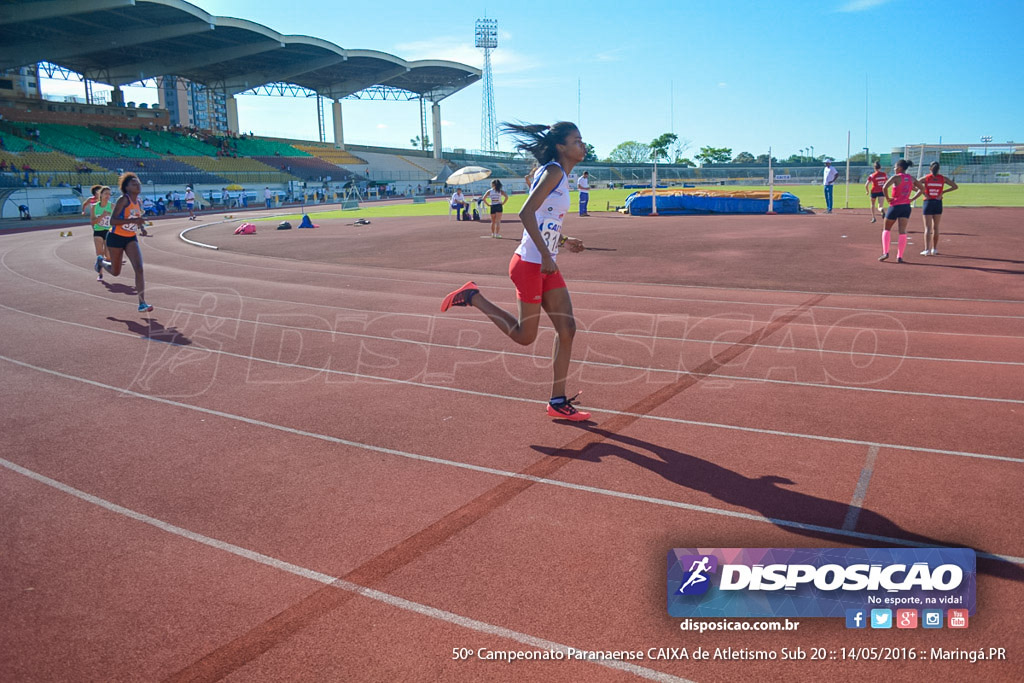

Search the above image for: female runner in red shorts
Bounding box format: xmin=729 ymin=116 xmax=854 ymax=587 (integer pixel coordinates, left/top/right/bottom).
xmin=441 ymin=121 xmax=590 ymax=421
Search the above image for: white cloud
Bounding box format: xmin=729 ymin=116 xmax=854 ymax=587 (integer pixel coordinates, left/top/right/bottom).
xmin=376 ymin=123 xmax=388 ymax=129
xmin=839 ymin=0 xmax=892 ymax=12
xmin=718 ymin=82 xmax=728 ymax=88
xmin=441 ymin=120 xmax=454 ymax=127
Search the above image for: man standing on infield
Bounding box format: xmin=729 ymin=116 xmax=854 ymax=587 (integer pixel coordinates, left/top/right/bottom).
xmin=823 ymin=159 xmax=838 ymax=213
xmin=577 ymin=170 xmax=590 ymax=216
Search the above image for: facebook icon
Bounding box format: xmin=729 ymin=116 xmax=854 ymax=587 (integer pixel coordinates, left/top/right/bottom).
xmin=845 ymin=609 xmax=867 ymax=629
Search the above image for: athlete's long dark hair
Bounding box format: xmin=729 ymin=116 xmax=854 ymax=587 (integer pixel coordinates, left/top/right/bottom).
xmin=895 ymin=159 xmax=910 ymax=172
xmin=491 ymin=178 xmax=503 ymax=192
xmin=501 ymin=121 xmax=578 ymax=165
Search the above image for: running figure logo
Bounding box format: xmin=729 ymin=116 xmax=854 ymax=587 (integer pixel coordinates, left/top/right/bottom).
xmin=677 ymin=555 xmax=718 ymax=595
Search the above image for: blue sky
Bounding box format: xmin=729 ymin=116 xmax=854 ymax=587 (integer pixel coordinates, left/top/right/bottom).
xmin=41 ymin=0 xmax=1023 ymax=160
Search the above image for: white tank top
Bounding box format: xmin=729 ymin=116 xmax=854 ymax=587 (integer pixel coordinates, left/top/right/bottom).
xmin=515 ymin=161 xmax=569 ymax=263
xmin=487 ymin=188 xmax=503 ymax=204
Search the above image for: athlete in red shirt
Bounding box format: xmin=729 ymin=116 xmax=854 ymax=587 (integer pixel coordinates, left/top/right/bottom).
xmin=864 ymin=161 xmax=888 ymax=223
xmin=915 ymin=161 xmax=958 ymax=255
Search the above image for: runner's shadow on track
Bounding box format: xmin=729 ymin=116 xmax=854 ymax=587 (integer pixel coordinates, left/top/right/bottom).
xmin=107 ymin=317 xmax=192 ymax=345
xmin=941 ymin=254 xmax=1024 ymax=265
xmin=100 ymin=281 xmax=137 ymax=296
xmin=902 ymin=261 xmax=1024 ymax=276
xmin=531 ymin=427 xmax=1024 ymax=582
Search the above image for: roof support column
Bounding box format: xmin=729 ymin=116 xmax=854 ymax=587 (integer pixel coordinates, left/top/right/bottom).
xmin=332 ymin=99 xmax=344 ymax=149
xmin=431 ymin=102 xmax=442 ymax=160
xmin=226 ymin=94 xmax=239 ymax=134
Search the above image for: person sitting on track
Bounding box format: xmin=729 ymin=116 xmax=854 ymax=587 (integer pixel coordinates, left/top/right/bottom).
xmin=99 ymin=172 xmax=153 ymax=312
xmin=440 ymin=121 xmax=590 ymax=422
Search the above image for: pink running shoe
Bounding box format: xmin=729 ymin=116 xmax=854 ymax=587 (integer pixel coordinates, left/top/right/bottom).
xmin=440 ymin=281 xmax=479 ymax=312
xmin=546 ymin=393 xmax=591 ymax=422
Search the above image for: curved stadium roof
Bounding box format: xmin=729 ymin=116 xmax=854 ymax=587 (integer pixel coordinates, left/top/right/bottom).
xmin=0 ymin=0 xmax=480 ymax=101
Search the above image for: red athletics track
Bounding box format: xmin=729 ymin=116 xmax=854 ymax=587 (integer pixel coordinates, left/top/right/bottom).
xmin=1 ymin=206 xmax=1022 ymax=682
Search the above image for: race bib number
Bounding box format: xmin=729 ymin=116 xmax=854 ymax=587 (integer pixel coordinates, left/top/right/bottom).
xmin=540 ymin=219 xmax=562 ymax=255
xmin=98 ymin=215 xmax=111 ymax=228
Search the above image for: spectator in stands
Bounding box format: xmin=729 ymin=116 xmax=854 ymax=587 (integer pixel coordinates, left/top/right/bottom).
xmin=240 ymin=188 xmax=248 ymax=207
xmin=264 ymin=187 xmax=273 ymax=208
xmin=142 ymin=196 xmax=156 ymax=216
xmin=451 ymin=187 xmax=469 ymax=221
xmin=19 ymin=204 xmax=31 ymax=220
xmin=155 ymin=198 xmax=166 ymax=215
xmin=0 ymin=159 xmax=7 ymax=172
xmin=173 ymin=191 xmax=182 ymax=212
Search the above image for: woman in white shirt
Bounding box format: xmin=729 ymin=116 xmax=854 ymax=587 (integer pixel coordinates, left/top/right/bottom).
xmin=440 ymin=121 xmax=590 ymax=422
xmin=485 ymin=179 xmax=508 ymax=238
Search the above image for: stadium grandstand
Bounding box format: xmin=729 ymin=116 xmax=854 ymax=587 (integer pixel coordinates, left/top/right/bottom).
xmin=1 ymin=1 xmax=1019 ymax=217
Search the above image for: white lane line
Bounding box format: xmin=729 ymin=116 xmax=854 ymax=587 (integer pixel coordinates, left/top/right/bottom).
xmin=842 ymin=445 xmax=881 ymax=531
xmin=143 ymin=239 xmax=1024 ymax=321
xmin=2 ymin=355 xmax=1023 ymax=566
xmin=147 ymin=232 xmax=1024 ymax=309
xmin=2 ymin=279 xmax=1022 ymax=408
xmin=1 ymin=310 xmax=1021 ymax=466
xmin=21 ymin=244 xmax=1024 ymax=346
xmin=44 ymin=242 xmax=1024 ymax=367
xmin=0 ymin=458 xmax=691 ymax=683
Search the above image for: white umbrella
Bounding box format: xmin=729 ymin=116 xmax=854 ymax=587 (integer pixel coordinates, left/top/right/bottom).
xmin=446 ymin=166 xmax=492 ymax=185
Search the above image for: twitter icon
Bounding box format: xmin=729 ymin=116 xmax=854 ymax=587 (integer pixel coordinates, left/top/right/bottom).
xmin=871 ymin=609 xmax=893 ymax=629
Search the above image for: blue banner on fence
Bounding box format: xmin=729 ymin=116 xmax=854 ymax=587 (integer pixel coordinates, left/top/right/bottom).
xmin=667 ymin=548 xmax=975 ymax=618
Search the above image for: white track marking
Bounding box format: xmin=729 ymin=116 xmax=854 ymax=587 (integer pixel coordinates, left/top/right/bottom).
xmin=3 ymin=354 xmax=1024 ymax=565
xmin=143 ymin=234 xmax=1024 ymax=320
xmin=4 ymin=259 xmax=1024 ymax=404
xmin=842 ymin=446 xmax=881 ymax=531
xmin=19 ymin=243 xmax=1024 ymax=346
xmin=1 ymin=305 xmax=1022 ymax=464
xmin=0 ymin=458 xmax=692 ymax=683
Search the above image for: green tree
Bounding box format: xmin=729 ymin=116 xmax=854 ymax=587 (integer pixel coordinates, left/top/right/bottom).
xmin=755 ymin=153 xmax=777 ymax=164
xmin=732 ymin=151 xmax=755 ymax=164
xmin=695 ymin=146 xmax=733 ymax=166
xmin=584 ymin=143 xmax=598 ymax=162
xmin=649 ymin=133 xmax=678 ymax=163
xmin=607 ymin=140 xmax=651 ymax=163
xmin=675 ymin=158 xmax=696 ymax=167
xmin=410 ymin=135 xmax=432 ymax=151
xmin=672 ymin=137 xmax=692 ymax=164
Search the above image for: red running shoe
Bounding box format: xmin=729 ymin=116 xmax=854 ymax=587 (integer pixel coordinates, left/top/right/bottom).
xmin=546 ymin=393 xmax=591 ymax=422
xmin=440 ymin=281 xmax=479 ymax=312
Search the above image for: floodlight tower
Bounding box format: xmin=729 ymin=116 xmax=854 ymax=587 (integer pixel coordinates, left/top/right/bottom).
xmin=475 ymin=18 xmax=498 ymax=152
